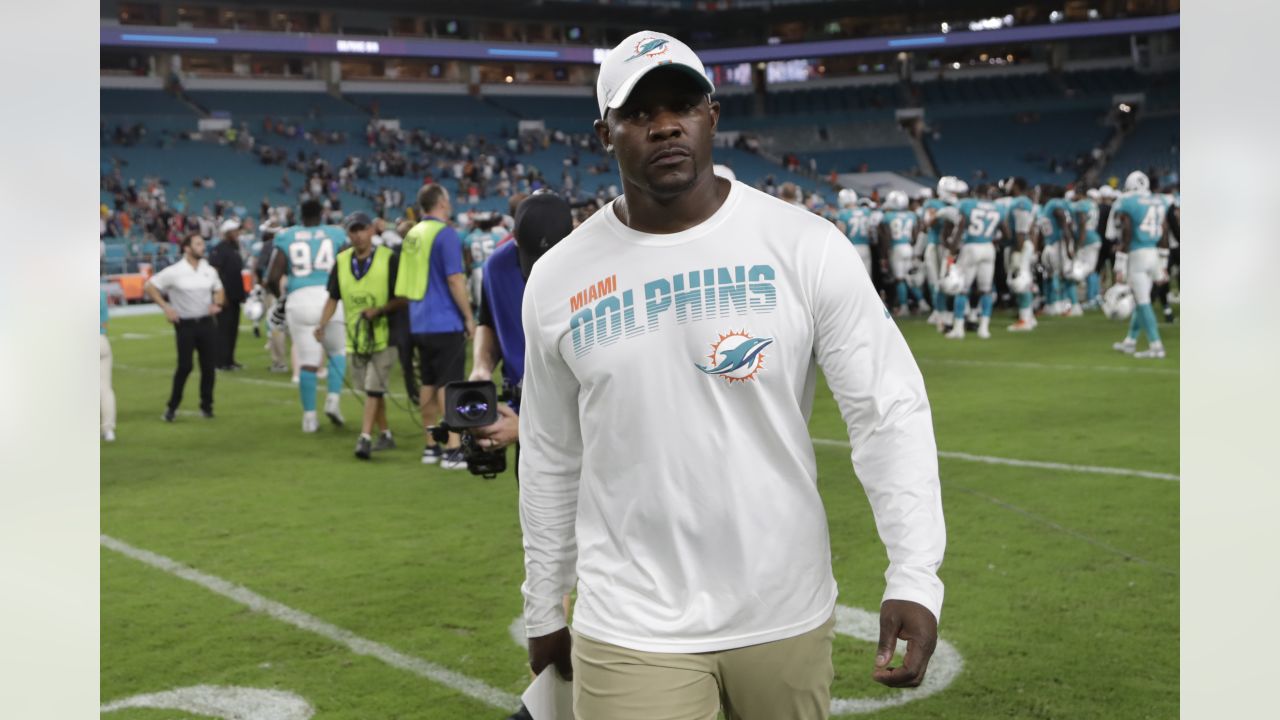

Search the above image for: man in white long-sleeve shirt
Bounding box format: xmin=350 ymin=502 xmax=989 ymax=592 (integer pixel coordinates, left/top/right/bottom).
xmin=518 ymin=30 xmax=947 ymax=720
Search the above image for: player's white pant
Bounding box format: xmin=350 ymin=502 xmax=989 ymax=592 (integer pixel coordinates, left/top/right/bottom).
xmin=100 ymin=335 xmax=115 ymax=435
xmin=1076 ymin=242 xmax=1100 ymax=278
xmin=285 ymin=285 xmax=345 ymax=367
xmin=890 ymin=244 xmax=913 ymax=281
xmin=956 ymin=242 xmax=996 ymax=293
xmin=1007 ymin=240 xmax=1035 ymax=285
xmin=1041 ymin=243 xmax=1067 ymax=278
xmin=924 ymin=244 xmax=941 ymax=289
xmin=468 ymin=268 xmax=484 ymax=312
xmin=1127 ymin=247 xmax=1159 ymax=304
xmin=853 ymin=244 xmax=872 ymax=272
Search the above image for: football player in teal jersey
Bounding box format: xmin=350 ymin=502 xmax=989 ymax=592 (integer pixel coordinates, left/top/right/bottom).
xmin=835 ymin=188 xmax=875 ymax=270
xmin=877 ymin=190 xmax=922 ymax=316
xmin=1002 ymin=177 xmax=1039 ymax=331
xmin=1035 ymin=185 xmax=1078 ymax=317
xmin=942 ymin=187 xmax=1006 ymax=339
xmin=1105 ymin=171 xmax=1170 ymax=359
xmin=1072 ymin=189 xmax=1105 ymax=308
xmin=919 ymin=180 xmax=957 ymax=327
xmin=267 ymin=199 xmax=351 ymax=432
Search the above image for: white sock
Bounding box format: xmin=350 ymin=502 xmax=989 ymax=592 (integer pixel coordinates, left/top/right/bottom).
xmin=360 ymin=432 xmax=372 ymax=441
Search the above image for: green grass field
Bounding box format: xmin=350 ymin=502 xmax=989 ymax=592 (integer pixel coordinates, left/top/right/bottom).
xmin=101 ymin=309 xmax=1178 ymax=719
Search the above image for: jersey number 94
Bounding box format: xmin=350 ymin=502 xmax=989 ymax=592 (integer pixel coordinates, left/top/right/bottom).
xmin=289 ymin=234 xmax=335 ymax=277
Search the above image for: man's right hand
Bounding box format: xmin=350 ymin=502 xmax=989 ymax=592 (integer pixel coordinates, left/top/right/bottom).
xmin=163 ymin=307 xmax=179 ymax=323
xmin=528 ymin=627 xmax=573 ymax=681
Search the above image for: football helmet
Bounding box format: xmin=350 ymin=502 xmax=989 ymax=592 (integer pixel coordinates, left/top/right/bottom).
xmin=1124 ymin=171 xmax=1150 ymax=194
xmin=941 ymin=262 xmax=965 ymax=295
xmin=837 ymin=188 xmax=858 ymax=208
xmin=884 ymin=190 xmax=909 ymax=211
xmin=1102 ymin=283 xmax=1136 ymax=320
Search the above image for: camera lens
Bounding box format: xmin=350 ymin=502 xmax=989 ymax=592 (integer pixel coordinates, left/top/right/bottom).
xmin=454 ymin=390 xmax=490 ymax=422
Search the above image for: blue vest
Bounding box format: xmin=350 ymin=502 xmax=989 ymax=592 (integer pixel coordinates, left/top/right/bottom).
xmin=481 ymin=242 xmax=526 ymax=409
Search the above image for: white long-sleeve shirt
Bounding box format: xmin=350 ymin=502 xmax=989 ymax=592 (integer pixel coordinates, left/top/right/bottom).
xmin=519 ymin=180 xmax=945 ymax=654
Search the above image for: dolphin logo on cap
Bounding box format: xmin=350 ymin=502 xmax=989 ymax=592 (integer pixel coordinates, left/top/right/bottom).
xmin=626 ymin=37 xmax=669 ymax=62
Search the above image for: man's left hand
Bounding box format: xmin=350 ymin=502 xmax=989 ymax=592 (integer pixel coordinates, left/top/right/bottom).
xmin=872 ymin=599 xmax=938 ymax=688
xmin=472 ymin=404 xmax=518 ymax=450
xmin=361 ymin=307 xmax=380 ymax=321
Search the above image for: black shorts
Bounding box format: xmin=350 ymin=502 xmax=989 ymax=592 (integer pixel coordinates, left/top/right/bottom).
xmin=411 ymin=332 xmax=467 ymax=388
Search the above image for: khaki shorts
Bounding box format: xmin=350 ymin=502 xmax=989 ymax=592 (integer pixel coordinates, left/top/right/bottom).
xmin=572 ymin=614 xmax=835 ymax=720
xmin=350 ymin=346 xmax=397 ymax=394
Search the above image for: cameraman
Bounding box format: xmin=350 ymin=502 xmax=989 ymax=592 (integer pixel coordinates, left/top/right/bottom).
xmin=469 ymin=192 xmax=574 ymax=457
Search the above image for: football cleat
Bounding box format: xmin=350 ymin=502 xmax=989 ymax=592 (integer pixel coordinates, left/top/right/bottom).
xmin=324 ymin=394 xmax=345 ymax=427
xmin=1066 ymin=305 xmax=1084 ymax=317
xmin=1007 ymin=319 xmax=1035 ymax=332
xmin=945 ymin=325 xmax=966 ymax=340
xmin=103 ymin=430 xmax=116 ymax=442
xmin=1134 ymin=344 xmax=1166 ymax=359
xmin=162 ymin=408 xmax=176 ymax=423
xmin=302 ymin=411 xmax=319 ymax=433
xmin=1112 ymin=339 xmax=1137 ymax=355
xmin=374 ymin=433 xmax=396 ymax=452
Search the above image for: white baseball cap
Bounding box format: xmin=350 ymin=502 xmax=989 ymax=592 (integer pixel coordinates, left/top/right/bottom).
xmin=596 ymin=31 xmax=715 ymax=118
xmin=219 ymin=218 xmax=241 ymax=235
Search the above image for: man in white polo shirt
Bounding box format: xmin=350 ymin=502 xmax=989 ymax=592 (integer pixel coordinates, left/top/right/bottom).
xmin=518 ymin=31 xmax=946 ymax=719
xmin=145 ymin=233 xmax=225 ymax=421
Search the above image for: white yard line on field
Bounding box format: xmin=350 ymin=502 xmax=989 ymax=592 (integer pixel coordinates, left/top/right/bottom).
xmin=811 ymin=438 xmax=1179 ymax=482
xmin=100 ymin=535 xmax=521 ymax=713
xmin=914 ymin=356 xmax=1178 ymax=376
xmin=115 ymin=364 xmax=1178 ymax=481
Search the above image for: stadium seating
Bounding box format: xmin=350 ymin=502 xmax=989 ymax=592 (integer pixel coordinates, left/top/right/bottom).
xmin=1102 ymin=114 xmax=1179 ymax=181
xmin=925 ymin=109 xmax=1110 ymax=186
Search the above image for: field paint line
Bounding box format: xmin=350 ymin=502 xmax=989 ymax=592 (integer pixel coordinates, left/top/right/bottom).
xmin=811 ymin=438 xmax=1179 ymax=482
xmin=116 ymin=363 xmax=1178 ymax=482
xmin=914 ymin=356 xmax=1178 ymax=376
xmin=115 ymin=363 xmax=414 ymax=401
xmin=100 ymin=534 xmax=522 ymax=712
xmin=946 ymin=485 xmax=1178 ymax=576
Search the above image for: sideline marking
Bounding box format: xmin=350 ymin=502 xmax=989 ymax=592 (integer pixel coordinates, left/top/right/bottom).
xmin=509 ymin=608 xmax=964 ymax=716
xmin=914 ymin=356 xmax=1178 ymax=376
xmin=102 ymin=685 xmax=313 ymax=719
xmin=114 ymin=364 xmax=1178 ymax=481
xmin=116 ymin=363 xmax=412 ymax=400
xmin=811 ymin=438 xmax=1178 ymax=482
xmin=100 ymin=535 xmax=521 ymax=712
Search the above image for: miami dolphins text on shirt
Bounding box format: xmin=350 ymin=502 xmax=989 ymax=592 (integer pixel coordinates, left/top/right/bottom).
xmin=567 ymin=265 xmax=777 ymax=357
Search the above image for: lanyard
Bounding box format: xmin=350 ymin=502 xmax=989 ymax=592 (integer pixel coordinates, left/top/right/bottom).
xmin=351 ymin=251 xmax=373 ymax=280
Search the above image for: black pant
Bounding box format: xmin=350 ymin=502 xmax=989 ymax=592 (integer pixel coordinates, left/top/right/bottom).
xmin=169 ymin=317 xmax=217 ymax=412
xmin=216 ymin=301 xmax=241 ymax=367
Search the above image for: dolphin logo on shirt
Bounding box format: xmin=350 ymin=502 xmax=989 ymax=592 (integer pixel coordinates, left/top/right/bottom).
xmin=696 ymin=331 xmax=773 ymax=384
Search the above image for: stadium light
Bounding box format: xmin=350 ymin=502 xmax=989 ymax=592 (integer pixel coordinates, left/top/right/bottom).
xmin=952 ymin=62 xmax=961 ymax=69
xmin=940 ymin=22 xmax=950 ymax=34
